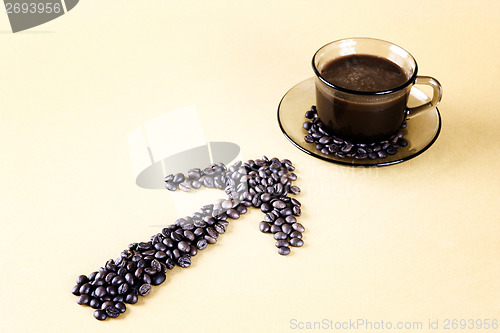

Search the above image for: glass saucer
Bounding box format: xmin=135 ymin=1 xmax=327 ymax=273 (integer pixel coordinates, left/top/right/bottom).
xmin=277 ymin=77 xmax=441 ymax=167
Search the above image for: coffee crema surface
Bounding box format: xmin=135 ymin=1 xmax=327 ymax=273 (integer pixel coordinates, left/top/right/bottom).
xmin=320 ymin=54 xmax=407 ymax=92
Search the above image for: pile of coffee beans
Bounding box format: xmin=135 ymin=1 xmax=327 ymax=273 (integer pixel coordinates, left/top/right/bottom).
xmin=303 ymin=106 xmax=408 ymax=160
xmin=73 ymin=157 xmax=302 ymax=320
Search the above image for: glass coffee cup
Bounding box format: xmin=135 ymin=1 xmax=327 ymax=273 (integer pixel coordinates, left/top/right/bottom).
xmin=313 ymin=37 xmax=442 ymax=142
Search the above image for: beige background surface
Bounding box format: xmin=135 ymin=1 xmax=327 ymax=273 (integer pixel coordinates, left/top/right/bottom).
xmin=1 ymin=1 xmax=499 ymax=332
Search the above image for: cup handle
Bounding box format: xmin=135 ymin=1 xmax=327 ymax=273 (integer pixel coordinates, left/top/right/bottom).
xmin=407 ymin=76 xmax=443 ymax=117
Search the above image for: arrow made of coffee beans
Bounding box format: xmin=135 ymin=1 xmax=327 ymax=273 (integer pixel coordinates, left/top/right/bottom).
xmin=72 ymin=156 xmax=303 ymax=320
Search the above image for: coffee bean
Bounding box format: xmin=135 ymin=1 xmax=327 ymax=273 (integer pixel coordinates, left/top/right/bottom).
xmin=89 ymin=298 xmax=101 ymax=309
xmin=182 ymin=223 xmax=195 ymax=231
xmin=275 ymin=240 xmax=289 ymax=248
xmin=79 ymin=283 xmax=92 ymax=295
xmin=272 ymin=200 xmax=286 ymax=209
xmin=273 ymin=217 xmax=284 ymax=227
xmin=106 ymin=285 xmax=118 ymax=297
xmin=169 ymin=233 xmax=182 ymax=243
xmin=179 ymin=182 xmax=192 ymax=192
xmin=77 ymin=294 xmax=90 ymax=305
xmin=305 ymin=110 xmax=315 ymax=119
xmin=202 ymin=177 xmax=215 ymax=188
xmin=142 ymin=273 xmax=152 ymax=285
xmin=104 ymin=272 xmax=118 ymax=283
xmin=124 ymin=273 xmax=135 ymax=285
xmin=341 ymin=142 xmax=354 ymax=153
xmin=71 ymin=285 xmax=81 ymax=296
xmin=172 ymin=249 xmax=181 ymax=260
xmin=105 ymin=305 xmax=120 ymax=318
xmin=386 ymin=146 xmax=398 ymax=155
xmin=227 ymin=208 xmax=240 ymax=219
xmin=290 ymin=238 xmax=304 ymax=247
xmin=178 ymin=241 xmax=190 ymax=253
xmin=154 ymin=250 xmax=167 ymax=260
xmin=165 ymin=181 xmax=177 ymax=191
xmin=188 ymin=169 xmax=201 ymax=180
xmin=164 ymin=258 xmax=175 ymax=270
xmin=151 ymin=272 xmax=166 ymax=286
xmin=101 ymin=301 xmax=114 ymax=310
xmin=150 ymin=258 xmax=161 ymax=271
xmin=251 ymin=195 xmax=262 ymax=207
xmin=290 ymin=186 xmax=301 ymax=195
xmin=292 ymin=223 xmax=305 ymax=232
xmin=204 ymin=235 xmax=217 ymax=244
xmin=115 ymin=302 xmax=126 ymax=313
xmin=270 ymin=225 xmax=281 ymax=234
xmin=95 ymin=286 xmax=106 ymax=298
xmin=259 ymin=221 xmax=271 ymax=233
xmin=236 ymin=205 xmax=247 ymax=214
xmin=111 ymin=275 xmax=125 ymax=286
xmin=278 ymin=246 xmax=291 ymax=255
xmin=206 ymin=227 xmax=218 ymax=239
xmin=173 ymin=173 xmax=185 ymax=183
xmin=273 ymin=183 xmax=284 ymax=195
xmin=113 ymin=295 xmax=124 ymax=303
xmin=190 ymin=180 xmax=202 ymax=189
xmin=139 ymin=284 xmax=151 ymax=296
xmin=76 ymin=275 xmax=88 ymax=285
xmin=214 ymin=222 xmax=226 ymax=234
xmin=289 ymin=199 xmax=300 ymax=208
xmin=319 ymin=136 xmax=331 ymax=144
xmin=263 ymin=212 xmax=275 ymax=223
xmin=162 ymin=237 xmax=174 ymax=248
xmin=377 ymin=150 xmax=388 ymax=158
xmin=194 ymin=219 xmax=207 ymax=228
xmin=274 ymin=232 xmax=287 ymax=240
xmin=196 ymin=238 xmax=208 ymax=250
xmin=178 ymin=255 xmax=191 ymax=268
xmin=281 ymin=223 xmax=293 ymax=235
xmin=93 ymin=309 xmax=107 ymax=321
xmin=125 ymin=293 xmax=138 ymax=304
xmin=193 ymin=227 xmax=205 ymax=238
xmin=261 ymin=193 xmax=271 ymax=202
xmin=118 ymin=283 xmax=129 ymax=295
xmin=354 ymin=153 xmax=366 ymax=159
xmin=221 ymin=200 xmax=233 ymax=209
xmin=134 ymin=267 xmax=143 ymax=279
xmin=260 ymin=202 xmax=272 ymax=213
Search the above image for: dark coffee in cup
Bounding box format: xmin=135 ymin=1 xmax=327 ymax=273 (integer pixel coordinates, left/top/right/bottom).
xmin=313 ymin=38 xmax=442 ymax=143
xmin=316 ymin=54 xmax=409 ymax=142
